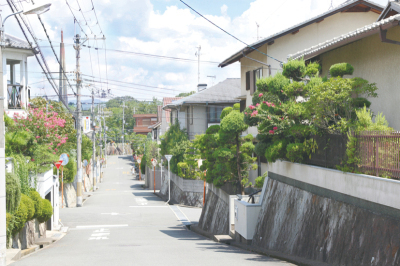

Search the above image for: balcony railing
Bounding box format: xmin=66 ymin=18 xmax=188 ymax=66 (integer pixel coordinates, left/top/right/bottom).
xmin=8 ymin=84 xmax=23 ymax=109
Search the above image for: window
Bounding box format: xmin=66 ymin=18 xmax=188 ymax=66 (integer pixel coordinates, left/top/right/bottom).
xmin=208 ymin=106 xmax=224 ymax=123
xmin=153 ymin=128 xmax=157 ymax=140
xmin=254 ymin=68 xmax=263 ymax=92
xmin=151 ymin=118 xmax=157 ymax=122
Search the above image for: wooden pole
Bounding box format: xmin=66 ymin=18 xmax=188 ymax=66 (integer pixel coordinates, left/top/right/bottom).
xmin=139 ymin=163 xmax=141 ymax=181
xmin=61 ymin=166 xmax=64 ymax=209
xmin=83 ymin=165 xmax=86 ymax=192
xmin=154 ymin=166 xmax=156 ymax=193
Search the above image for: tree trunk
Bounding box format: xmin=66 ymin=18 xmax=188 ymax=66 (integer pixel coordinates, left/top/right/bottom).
xmin=236 ymin=134 xmax=243 ymax=195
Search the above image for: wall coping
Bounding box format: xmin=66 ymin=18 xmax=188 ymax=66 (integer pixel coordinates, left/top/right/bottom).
xmin=268 ymin=160 xmax=400 ymax=211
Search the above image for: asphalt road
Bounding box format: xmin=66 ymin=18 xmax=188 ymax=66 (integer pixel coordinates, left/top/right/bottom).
xmin=13 ymin=155 xmax=295 ymax=266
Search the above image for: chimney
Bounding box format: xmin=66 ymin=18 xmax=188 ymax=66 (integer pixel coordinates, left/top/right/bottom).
xmin=197 ymin=84 xmax=207 ymax=92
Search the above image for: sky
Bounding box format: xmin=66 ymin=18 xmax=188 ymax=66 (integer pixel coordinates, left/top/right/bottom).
xmin=1 ymin=0 xmax=390 ymax=102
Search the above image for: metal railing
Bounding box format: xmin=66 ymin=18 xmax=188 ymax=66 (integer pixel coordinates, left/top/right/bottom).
xmin=357 ymin=131 xmax=400 ymax=179
xmin=7 ymin=84 xmax=23 ymax=109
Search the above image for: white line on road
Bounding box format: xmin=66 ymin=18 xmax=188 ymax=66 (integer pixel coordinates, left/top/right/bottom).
xmin=169 ymin=205 xmax=192 ymax=226
xmin=77 ymin=224 xmax=128 ymax=229
xmin=129 ymin=206 xmax=168 ymax=208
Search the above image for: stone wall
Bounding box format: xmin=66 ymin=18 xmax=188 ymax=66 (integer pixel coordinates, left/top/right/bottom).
xmin=59 ymin=183 xmax=76 ymax=208
xmin=159 ymin=171 xmax=204 ymax=207
xmin=251 ymin=176 xmax=400 ymax=266
xmin=197 ymin=184 xmax=230 ymax=235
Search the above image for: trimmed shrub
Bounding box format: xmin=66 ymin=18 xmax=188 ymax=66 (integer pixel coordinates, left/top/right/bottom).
xmin=29 ymin=190 xmax=43 ymax=220
xmin=265 ymin=139 xmax=288 ymax=163
xmin=255 ymin=172 xmax=268 ymax=188
xmin=21 ymin=194 xmax=35 ymax=221
xmin=220 ymin=107 xmax=232 ymax=120
xmin=206 ymin=125 xmax=220 ymax=134
xmin=282 ymin=60 xmax=306 ymax=81
xmin=329 ymin=63 xmax=354 ymax=77
xmin=12 ymin=200 xmax=27 ymax=235
xmin=37 ymin=199 xmax=53 ymax=223
xmin=6 ymin=172 xmax=21 ymax=213
xmin=305 ymin=62 xmax=321 ymax=77
xmin=283 ymin=81 xmax=307 ymax=98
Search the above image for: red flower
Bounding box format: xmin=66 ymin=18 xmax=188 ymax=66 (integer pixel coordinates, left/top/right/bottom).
xmin=273 ymin=127 xmax=278 ymax=130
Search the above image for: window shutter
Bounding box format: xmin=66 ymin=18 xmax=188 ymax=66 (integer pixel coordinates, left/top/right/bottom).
xmin=246 ymin=71 xmax=250 ymax=91
xmin=250 ymin=70 xmax=255 ymax=95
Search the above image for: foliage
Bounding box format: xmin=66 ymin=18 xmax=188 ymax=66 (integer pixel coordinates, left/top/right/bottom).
xmin=37 ymin=199 xmax=52 ymax=223
xmin=329 ymin=63 xmax=354 ymax=77
xmin=305 ymin=62 xmax=321 ymax=77
xmin=160 ymin=120 xmax=189 ymax=174
xmin=144 ymin=140 xmax=160 ymax=168
xmin=282 ymin=59 xmax=306 ymax=81
xmin=255 ymin=172 xmax=268 ymax=189
xmin=6 ymin=172 xmax=21 ymax=213
xmin=21 ymin=194 xmax=35 ymax=221
xmin=6 ymin=212 xmax=14 ymax=246
xmin=29 ymin=190 xmax=43 ymax=220
xmin=61 ymin=155 xmax=77 ymax=183
xmin=12 ymin=200 xmax=27 ymax=235
xmin=245 ymin=59 xmax=379 ymax=165
xmin=82 ymin=135 xmax=93 ymax=161
xmin=12 ymin=154 xmax=30 ymax=195
xmin=176 ymin=91 xmax=196 ymax=97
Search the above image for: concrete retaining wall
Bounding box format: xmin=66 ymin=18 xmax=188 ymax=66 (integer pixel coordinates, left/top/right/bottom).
xmin=198 ymin=184 xmax=230 ymax=235
xmin=159 ymin=171 xmax=204 ymax=207
xmin=250 ymin=160 xmax=400 ymax=265
xmin=106 ymin=143 xmax=132 ymax=155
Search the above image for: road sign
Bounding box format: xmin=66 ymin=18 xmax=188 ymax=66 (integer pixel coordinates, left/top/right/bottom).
xmin=137 ymin=158 xmax=141 ymax=164
xmin=60 ymin=153 xmax=69 ymax=165
xmin=83 ymin=159 xmax=88 ymax=167
xmin=54 ymin=160 xmax=63 ymax=170
xmin=151 ymin=158 xmax=157 ymax=167
xmin=165 ymin=155 xmax=172 ymax=162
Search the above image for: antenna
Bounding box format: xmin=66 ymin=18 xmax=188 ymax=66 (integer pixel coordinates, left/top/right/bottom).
xmin=207 ymin=75 xmax=216 ymax=86
xmin=329 ymin=0 xmax=334 ymax=10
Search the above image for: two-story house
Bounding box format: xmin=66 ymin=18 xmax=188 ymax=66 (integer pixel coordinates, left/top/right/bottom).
xmin=133 ymin=114 xmax=158 ymax=135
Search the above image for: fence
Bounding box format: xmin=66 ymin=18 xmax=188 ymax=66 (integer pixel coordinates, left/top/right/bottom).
xmin=357 ymin=131 xmax=400 ymax=179
xmin=304 ymin=134 xmax=348 ymax=169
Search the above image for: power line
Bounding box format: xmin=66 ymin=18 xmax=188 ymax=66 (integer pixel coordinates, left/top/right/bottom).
xmin=179 ymin=0 xmax=283 ymax=64
xmin=7 ymin=0 xmax=73 ymax=114
xmin=75 ymin=0 xmax=94 ymax=35
xmin=65 ymin=0 xmax=88 ymax=37
xmin=90 ymin=0 xmax=104 ymax=35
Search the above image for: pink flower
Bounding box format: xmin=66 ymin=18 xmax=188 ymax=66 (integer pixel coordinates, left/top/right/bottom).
xmin=37 ymin=126 xmax=39 ymax=128
xmin=256 ymin=103 xmax=260 ymax=107
xmin=281 ymin=90 xmax=283 ymax=93
xmin=55 ymin=148 xmax=58 ymax=151
xmin=249 ymin=105 xmax=255 ymax=110
xmin=269 ymin=130 xmax=275 ymax=134
xmin=251 ymin=111 xmax=258 ymax=117
xmin=258 ymin=93 xmax=263 ymax=97
xmin=268 ymin=116 xmax=271 ymax=120
xmin=271 ymin=103 xmax=276 ymax=107
xmin=31 ymin=158 xmax=35 ymax=161
xmin=245 ymin=112 xmax=247 ymax=115
xmin=281 ymin=117 xmax=284 ymax=120
xmin=46 ymin=134 xmax=50 ymax=138
xmin=36 ymin=136 xmax=40 ymax=139
xmin=279 ymin=103 xmax=282 ymax=106
xmin=53 ymin=152 xmax=56 ymax=155
xmin=273 ymin=127 xmax=278 ymax=130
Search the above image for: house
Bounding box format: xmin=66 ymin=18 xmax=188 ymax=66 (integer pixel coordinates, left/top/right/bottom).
xmin=163 ymin=78 xmax=241 ymax=140
xmin=148 ymin=106 xmax=162 ymax=142
xmin=3 ymin=34 xmax=35 ymax=118
xmin=133 ymin=114 xmax=158 ymax=135
xmin=287 ymin=11 xmax=400 ymax=130
xmin=219 ymin=0 xmax=383 ymax=136
xmin=160 ymin=97 xmax=182 ymax=134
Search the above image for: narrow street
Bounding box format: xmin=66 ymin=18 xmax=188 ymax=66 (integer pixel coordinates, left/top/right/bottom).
xmin=12 ymin=155 xmax=293 ymax=266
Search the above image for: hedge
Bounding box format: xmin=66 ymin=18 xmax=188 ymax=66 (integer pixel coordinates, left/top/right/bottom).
xmin=6 ymin=213 xmax=14 ymax=245
xmin=329 ymin=63 xmax=354 ymax=77
xmin=37 ymin=199 xmax=53 ymax=223
xmin=29 ymin=190 xmax=43 ymax=220
xmin=21 ymin=194 xmax=35 ymax=221
xmin=12 ymin=200 xmax=27 ymax=235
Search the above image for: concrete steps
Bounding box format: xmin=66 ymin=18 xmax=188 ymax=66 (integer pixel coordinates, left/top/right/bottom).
xmin=213 ymin=235 xmax=234 ymax=244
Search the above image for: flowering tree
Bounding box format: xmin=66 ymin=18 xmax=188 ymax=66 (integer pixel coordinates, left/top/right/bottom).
xmin=6 ymin=98 xmax=77 ymax=173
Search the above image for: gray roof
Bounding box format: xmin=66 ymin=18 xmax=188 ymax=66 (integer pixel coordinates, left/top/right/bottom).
xmin=164 ymin=78 xmax=241 ymax=108
xmin=288 ymin=14 xmax=400 ymax=60
xmin=378 ymin=1 xmax=400 ymax=21
xmin=218 ymin=0 xmax=383 ymax=68
xmin=4 ymin=34 xmax=32 ymax=50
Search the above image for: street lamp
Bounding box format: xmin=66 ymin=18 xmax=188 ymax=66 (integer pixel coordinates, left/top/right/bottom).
xmin=0 ymin=4 xmax=51 ymax=265
xmin=165 ymin=155 xmax=172 ymax=204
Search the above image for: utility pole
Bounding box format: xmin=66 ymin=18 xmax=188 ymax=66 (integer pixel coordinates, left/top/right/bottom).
xmin=91 ymin=88 xmax=96 ymax=191
xmin=74 ymin=34 xmax=83 ymax=207
xmin=122 ymin=101 xmax=126 ymax=155
xmin=196 ymin=45 xmax=201 ymax=84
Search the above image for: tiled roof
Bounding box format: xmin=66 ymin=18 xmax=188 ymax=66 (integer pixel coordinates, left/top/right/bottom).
xmin=218 ymin=0 xmax=383 ymax=67
xmin=288 ymin=14 xmax=400 ymax=60
xmin=4 ymin=34 xmax=32 ymax=50
xmin=165 ymin=78 xmax=241 ymax=108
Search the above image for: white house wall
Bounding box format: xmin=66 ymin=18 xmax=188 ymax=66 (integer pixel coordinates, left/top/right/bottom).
xmin=318 ymin=26 xmax=400 ymax=130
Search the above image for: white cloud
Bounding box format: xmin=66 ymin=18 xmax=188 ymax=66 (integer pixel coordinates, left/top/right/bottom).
xmin=1 ymin=0 xmax=389 ymax=101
